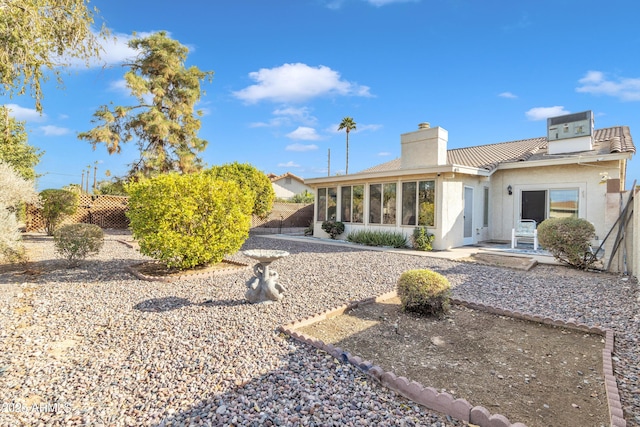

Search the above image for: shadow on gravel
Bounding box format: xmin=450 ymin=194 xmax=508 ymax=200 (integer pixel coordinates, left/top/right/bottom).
xmin=133 ymin=297 xmax=193 ymax=312
xmin=134 ymin=297 xmax=248 ymax=312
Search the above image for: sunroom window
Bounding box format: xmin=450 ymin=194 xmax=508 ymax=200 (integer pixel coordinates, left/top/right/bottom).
xmin=341 ymin=185 xmax=364 ymax=223
xmin=401 ymin=180 xmax=435 ymax=226
xmin=317 ymin=187 xmax=337 ymax=221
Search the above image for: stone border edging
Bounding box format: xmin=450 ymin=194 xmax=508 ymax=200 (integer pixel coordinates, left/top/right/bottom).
xmin=279 ymin=291 xmax=624 ymax=427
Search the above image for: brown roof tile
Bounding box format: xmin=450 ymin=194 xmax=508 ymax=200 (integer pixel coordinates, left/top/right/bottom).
xmin=358 ymin=126 xmax=634 ymax=174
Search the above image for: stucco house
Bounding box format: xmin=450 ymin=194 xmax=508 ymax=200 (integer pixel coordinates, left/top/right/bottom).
xmin=305 ymin=111 xmax=635 ymax=259
xmin=268 ymin=172 xmax=312 ymax=200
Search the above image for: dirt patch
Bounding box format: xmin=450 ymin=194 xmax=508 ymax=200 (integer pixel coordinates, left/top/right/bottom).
xmin=461 ymin=253 xmax=538 ymax=271
xmin=298 ymin=297 xmax=608 ymax=427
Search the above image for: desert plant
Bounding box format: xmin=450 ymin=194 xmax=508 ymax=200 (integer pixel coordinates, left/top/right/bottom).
xmin=537 ymin=217 xmax=596 ymax=269
xmin=0 ymin=162 xmax=38 ymax=262
xmin=126 ymin=172 xmax=253 ymax=269
xmin=412 ymin=227 xmax=434 ymax=251
xmin=39 ymin=189 xmax=78 ymax=235
xmin=321 ymin=220 xmax=345 ymax=239
xmin=53 ymin=223 xmax=104 ymax=267
xmin=346 ymin=229 xmax=407 ymax=248
xmin=397 ymin=269 xmax=451 ymax=317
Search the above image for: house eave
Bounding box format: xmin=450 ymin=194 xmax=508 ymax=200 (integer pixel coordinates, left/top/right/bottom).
xmin=304 ymin=164 xmax=490 ymax=186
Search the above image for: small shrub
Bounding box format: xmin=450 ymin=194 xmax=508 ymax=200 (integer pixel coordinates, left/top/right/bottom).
xmin=53 ymin=223 xmax=104 ymax=267
xmin=321 ymin=220 xmax=345 ymax=239
xmin=537 ymin=217 xmax=596 ymax=269
xmin=346 ymin=229 xmax=408 ymax=248
xmin=397 ymin=269 xmax=451 ymax=317
xmin=40 ymin=189 xmax=78 ymax=235
xmin=290 ymin=190 xmax=314 ymax=204
xmin=126 ymin=172 xmax=253 ymax=269
xmin=412 ymin=227 xmax=434 ymax=251
xmin=304 ymin=221 xmax=314 ymax=236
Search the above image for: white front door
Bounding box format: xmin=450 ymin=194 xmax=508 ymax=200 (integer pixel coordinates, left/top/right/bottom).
xmin=463 ymin=186 xmax=474 ymax=245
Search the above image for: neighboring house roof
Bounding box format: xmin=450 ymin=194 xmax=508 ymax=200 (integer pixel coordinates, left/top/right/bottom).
xmin=269 ymin=172 xmax=305 ymax=183
xmin=360 ymin=126 xmax=635 ymax=174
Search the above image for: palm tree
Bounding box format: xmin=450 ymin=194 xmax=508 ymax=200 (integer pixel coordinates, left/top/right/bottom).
xmin=338 ymin=117 xmax=356 ymax=174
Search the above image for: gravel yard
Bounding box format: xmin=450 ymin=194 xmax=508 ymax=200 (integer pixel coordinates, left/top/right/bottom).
xmin=1 ymin=231 xmax=638 ymax=426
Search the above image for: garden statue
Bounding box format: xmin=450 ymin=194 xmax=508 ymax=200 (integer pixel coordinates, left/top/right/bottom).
xmin=243 ymin=250 xmax=289 ymax=303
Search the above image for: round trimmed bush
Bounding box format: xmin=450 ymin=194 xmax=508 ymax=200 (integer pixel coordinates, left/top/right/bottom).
xmin=53 ymin=223 xmax=104 ymax=267
xmin=126 ymin=172 xmax=253 ymax=269
xmin=537 ymin=217 xmax=596 ymax=269
xmin=397 ymin=269 xmax=451 ymax=317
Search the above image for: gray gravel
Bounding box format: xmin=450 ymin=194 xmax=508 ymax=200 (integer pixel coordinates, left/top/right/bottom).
xmin=0 ymin=231 xmax=638 ymax=426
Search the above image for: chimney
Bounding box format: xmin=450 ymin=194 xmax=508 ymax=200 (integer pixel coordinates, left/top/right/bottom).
xmin=401 ymin=123 xmax=448 ymax=169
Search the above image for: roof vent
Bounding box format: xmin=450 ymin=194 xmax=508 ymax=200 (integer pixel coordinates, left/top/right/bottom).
xmin=418 ymin=122 xmax=430 ymax=129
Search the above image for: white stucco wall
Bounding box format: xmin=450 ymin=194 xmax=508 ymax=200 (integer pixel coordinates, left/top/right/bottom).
xmin=489 ymin=161 xmax=621 ymax=243
xmin=272 ymin=179 xmax=312 ymax=199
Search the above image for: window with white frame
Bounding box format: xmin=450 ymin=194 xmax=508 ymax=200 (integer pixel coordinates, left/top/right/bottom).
xmin=317 ymin=187 xmax=337 ymax=221
xmin=340 ymin=185 xmax=364 ymax=223
xmin=401 ymin=180 xmax=435 ymax=226
xmin=369 ymin=183 xmax=396 ymax=224
xmin=549 ymin=189 xmax=579 ymax=218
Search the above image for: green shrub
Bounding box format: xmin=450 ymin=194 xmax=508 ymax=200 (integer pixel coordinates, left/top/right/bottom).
xmin=126 ymin=172 xmax=253 ymax=269
xmin=321 ymin=220 xmax=345 ymax=239
xmin=412 ymin=227 xmax=434 ymax=251
xmin=397 ymin=269 xmax=451 ymax=317
xmin=53 ymin=223 xmax=104 ymax=267
xmin=290 ymin=190 xmax=314 ymax=204
xmin=205 ymin=162 xmax=274 ymax=219
xmin=537 ymin=217 xmax=596 ymax=269
xmin=346 ymin=229 xmax=408 ymax=248
xmin=39 ymin=189 xmax=78 ymax=235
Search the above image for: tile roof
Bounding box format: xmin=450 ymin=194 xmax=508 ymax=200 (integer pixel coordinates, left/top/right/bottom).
xmin=359 ymin=126 xmax=635 ymax=174
xmin=269 ymin=171 xmax=305 ymax=183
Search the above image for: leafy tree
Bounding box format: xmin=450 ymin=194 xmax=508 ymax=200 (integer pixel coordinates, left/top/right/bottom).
xmin=79 ymin=32 xmax=214 ymax=178
xmin=338 ymin=116 xmax=356 ymax=175
xmin=0 ymin=0 xmax=107 ymax=112
xmin=205 ymin=162 xmax=274 ymax=218
xmin=0 ymin=106 xmax=43 ymax=180
xmin=39 ymin=189 xmax=78 ymax=235
xmin=95 ymin=177 xmax=128 ymax=196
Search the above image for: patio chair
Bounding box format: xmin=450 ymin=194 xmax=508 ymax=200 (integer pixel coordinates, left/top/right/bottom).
xmin=511 ymin=219 xmax=538 ymax=250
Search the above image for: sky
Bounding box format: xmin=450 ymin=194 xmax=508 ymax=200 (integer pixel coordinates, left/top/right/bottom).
xmin=4 ymin=0 xmax=640 ymax=191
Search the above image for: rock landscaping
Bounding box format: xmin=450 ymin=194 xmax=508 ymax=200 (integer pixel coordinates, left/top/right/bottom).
xmin=0 ymin=231 xmax=638 ymax=426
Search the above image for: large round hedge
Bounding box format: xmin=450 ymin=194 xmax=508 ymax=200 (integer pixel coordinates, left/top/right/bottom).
xmin=537 ymin=217 xmax=596 ymax=269
xmin=126 ymin=172 xmax=253 ymax=269
xmin=397 ymin=269 xmax=451 ymax=317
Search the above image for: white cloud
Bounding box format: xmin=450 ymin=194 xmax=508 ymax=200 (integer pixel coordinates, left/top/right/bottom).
xmin=525 ymin=106 xmax=570 ymax=121
xmin=233 ymin=63 xmax=372 ymax=104
xmin=499 ymin=92 xmax=517 ymax=99
xmin=576 ymin=70 xmax=640 ymax=101
xmin=278 ymin=161 xmax=301 ymax=168
xmin=39 ymin=125 xmax=71 ymax=136
xmin=286 ymin=143 xmax=319 ymax=152
xmin=378 ymin=151 xmax=392 ymax=156
xmin=286 ymin=127 xmax=321 ymax=141
xmin=5 ymin=104 xmax=46 ymax=122
xmin=62 ymin=30 xmax=161 ymax=69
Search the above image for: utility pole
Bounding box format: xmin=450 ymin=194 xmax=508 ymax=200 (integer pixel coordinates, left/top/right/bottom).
xmin=327 ymin=148 xmax=331 ymax=177
xmin=86 ymin=165 xmax=91 ymax=193
xmin=81 ymin=171 xmax=85 ymax=193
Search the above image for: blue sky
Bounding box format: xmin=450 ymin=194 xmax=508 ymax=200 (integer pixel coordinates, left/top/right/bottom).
xmin=4 ymin=0 xmax=640 ymax=190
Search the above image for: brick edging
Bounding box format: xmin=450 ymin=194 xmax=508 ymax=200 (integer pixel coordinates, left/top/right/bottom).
xmin=280 ymin=292 xmax=624 ymax=427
